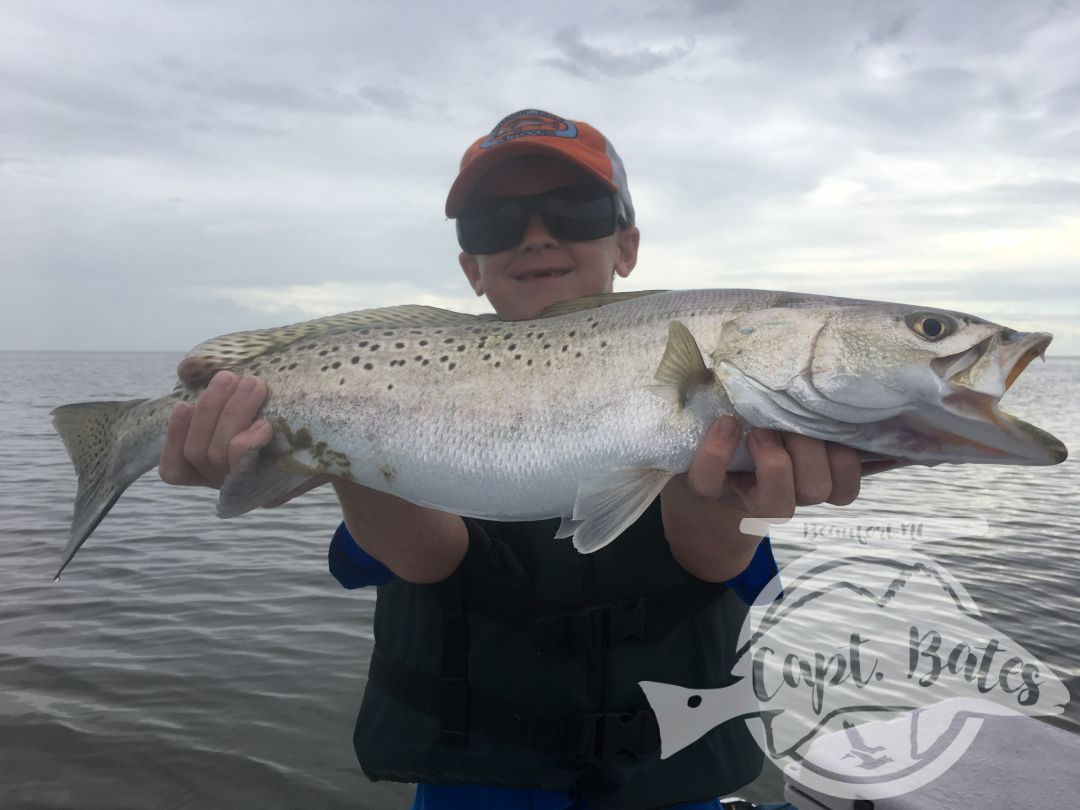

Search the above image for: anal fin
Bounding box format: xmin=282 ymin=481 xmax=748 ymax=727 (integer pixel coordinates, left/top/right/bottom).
xmin=217 ymin=445 xmax=313 ymax=518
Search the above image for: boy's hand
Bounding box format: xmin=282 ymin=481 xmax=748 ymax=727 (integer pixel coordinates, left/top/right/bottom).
xmin=690 ymin=418 xmax=864 ymax=519
xmin=661 ymin=416 xmax=895 ymax=581
xmin=159 ymin=371 xmax=273 ymax=489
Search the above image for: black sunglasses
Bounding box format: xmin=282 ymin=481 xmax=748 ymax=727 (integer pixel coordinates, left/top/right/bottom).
xmin=456 ymin=185 xmax=627 ymax=255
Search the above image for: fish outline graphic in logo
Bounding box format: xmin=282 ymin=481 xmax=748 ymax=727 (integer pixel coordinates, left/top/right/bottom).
xmin=639 ymin=517 xmax=1071 ymax=800
xmin=480 ymin=109 xmax=579 ymax=148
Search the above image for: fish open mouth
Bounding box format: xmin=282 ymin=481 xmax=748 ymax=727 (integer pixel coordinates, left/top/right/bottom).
xmin=928 ymin=330 xmax=1067 ymax=464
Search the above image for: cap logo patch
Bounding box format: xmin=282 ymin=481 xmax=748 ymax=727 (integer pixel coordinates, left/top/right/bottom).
xmin=480 ymin=109 xmax=578 ymax=148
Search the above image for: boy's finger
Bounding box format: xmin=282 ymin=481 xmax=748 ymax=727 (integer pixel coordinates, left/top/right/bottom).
xmin=737 ymin=429 xmax=796 ymax=520
xmin=160 ymin=402 xmax=201 ymax=486
xmin=208 ymin=377 xmax=269 ymax=471
xmin=183 ymin=371 xmax=237 ymax=482
xmin=782 ymin=433 xmax=833 ymax=506
xmin=826 ymin=442 xmax=862 ymax=505
xmin=227 ymin=420 xmax=274 ymax=472
xmin=685 ymin=416 xmax=741 ymax=500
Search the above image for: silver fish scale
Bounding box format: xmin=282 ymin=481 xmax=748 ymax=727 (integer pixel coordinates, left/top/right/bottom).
xmin=249 ymin=289 xmax=792 ymax=520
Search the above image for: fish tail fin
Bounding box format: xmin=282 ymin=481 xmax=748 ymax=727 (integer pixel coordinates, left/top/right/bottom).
xmin=50 ymin=398 xmax=162 ymax=579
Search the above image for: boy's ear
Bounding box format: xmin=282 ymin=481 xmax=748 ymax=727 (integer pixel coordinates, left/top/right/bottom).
xmin=614 ymin=225 xmax=640 ymax=279
xmin=459 ymin=252 xmax=485 ymax=296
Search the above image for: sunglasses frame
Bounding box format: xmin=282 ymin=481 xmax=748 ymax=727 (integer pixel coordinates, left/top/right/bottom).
xmin=456 ymin=185 xmax=627 ymax=255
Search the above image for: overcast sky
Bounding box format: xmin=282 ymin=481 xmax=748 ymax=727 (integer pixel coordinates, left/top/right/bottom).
xmin=3 ymin=0 xmax=1079 ymax=354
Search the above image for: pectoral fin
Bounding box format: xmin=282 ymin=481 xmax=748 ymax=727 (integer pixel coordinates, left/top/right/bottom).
xmin=649 ymin=321 xmax=714 ymax=408
xmin=566 ymin=467 xmax=673 ymax=553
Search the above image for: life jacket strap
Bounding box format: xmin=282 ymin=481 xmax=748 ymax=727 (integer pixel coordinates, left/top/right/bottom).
xmin=439 ymin=571 xmax=469 ymax=747
xmin=464 ymin=580 xmax=728 ymax=655
xmin=368 ymin=647 xmax=661 ymax=763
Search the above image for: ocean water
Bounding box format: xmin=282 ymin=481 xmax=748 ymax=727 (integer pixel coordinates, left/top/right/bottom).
xmin=1 ymin=351 xmax=1077 ymax=808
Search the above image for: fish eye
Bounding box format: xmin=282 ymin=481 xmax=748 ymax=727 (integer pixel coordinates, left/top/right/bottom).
xmin=905 ymin=312 xmax=957 ymax=341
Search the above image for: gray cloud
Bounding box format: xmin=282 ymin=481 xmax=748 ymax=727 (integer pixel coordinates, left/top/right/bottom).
xmin=2 ymin=0 xmax=1079 ymax=354
xmin=546 ymin=27 xmax=695 ymax=78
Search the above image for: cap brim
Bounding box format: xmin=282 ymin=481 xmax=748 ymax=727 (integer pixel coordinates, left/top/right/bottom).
xmin=445 ymin=140 xmax=618 ymax=218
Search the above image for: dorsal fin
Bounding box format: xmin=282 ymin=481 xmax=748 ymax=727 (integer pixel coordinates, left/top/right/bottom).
xmin=177 ymin=305 xmax=484 ymax=387
xmin=536 ymin=290 xmax=667 ymax=318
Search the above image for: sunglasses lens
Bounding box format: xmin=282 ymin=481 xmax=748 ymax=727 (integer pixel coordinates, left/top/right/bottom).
xmin=457 ymin=200 xmax=526 ymax=255
xmin=544 ymin=191 xmax=617 ymax=242
xmin=457 ymin=186 xmax=619 ymax=255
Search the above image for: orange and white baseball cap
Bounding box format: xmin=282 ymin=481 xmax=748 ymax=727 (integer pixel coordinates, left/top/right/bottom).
xmin=445 ymin=109 xmax=635 ymax=223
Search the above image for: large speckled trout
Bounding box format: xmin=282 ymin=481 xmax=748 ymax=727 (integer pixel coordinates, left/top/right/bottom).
xmin=52 ymin=289 xmax=1067 ymax=578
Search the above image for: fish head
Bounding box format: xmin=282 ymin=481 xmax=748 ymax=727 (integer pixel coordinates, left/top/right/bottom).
xmin=710 ymin=301 xmax=1067 ymax=466
xmin=812 ymin=304 xmax=1066 ymax=465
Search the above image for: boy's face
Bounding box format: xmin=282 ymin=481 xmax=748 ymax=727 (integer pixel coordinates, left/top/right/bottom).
xmin=458 ymin=156 xmax=640 ymax=321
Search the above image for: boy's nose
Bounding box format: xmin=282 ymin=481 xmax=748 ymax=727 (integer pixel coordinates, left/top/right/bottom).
xmin=518 ymin=214 xmax=558 ymax=251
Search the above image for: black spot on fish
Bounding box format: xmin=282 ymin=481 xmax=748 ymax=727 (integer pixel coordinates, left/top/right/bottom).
xmin=331 ymin=361 xmax=341 ymax=369
xmin=414 ymin=355 xmax=423 ymax=361
xmin=448 ymin=362 xmax=456 ymax=370
xmin=444 ymin=337 xmax=454 ymax=344
xmin=494 ymin=360 xmax=502 ymax=368
xmin=575 ymin=352 xmax=582 ymax=358
xmin=484 ymin=353 xmax=492 ymax=360
xmin=562 ymin=346 xmax=568 ymax=352
xmin=319 ymin=350 xmax=328 ymax=356
xmin=526 ymin=359 xmax=533 ymax=366
xmin=364 ymin=363 xmax=373 ymax=370
xmin=351 ymin=356 xmax=360 ymax=364
xmin=568 ymin=331 xmax=576 ymax=337
xmin=419 ymin=340 xmax=429 ymax=346
xmin=291 ymin=428 xmax=314 ymax=450
xmin=289 ymin=362 xmax=298 ymax=369
xmin=370 ymin=344 xmax=380 ymax=351
xmin=543 ymin=344 xmax=551 ymax=350
xmin=332 ymin=345 xmax=340 ymax=351
xmin=545 ymin=360 xmax=551 ymax=367
xmin=340 ymin=378 xmax=345 ymax=385
xmin=504 ymin=332 xmax=513 ymax=339
xmin=507 ymin=343 xmax=516 ymax=351
xmin=439 ymin=355 xmax=448 ymax=363
xmin=387 ymin=384 xmax=394 ymax=390
xmin=600 ymin=341 xmax=607 ymax=348
xmin=422 ymin=359 xmax=430 ymax=366
xmin=395 ymin=342 xmax=405 ymax=349
xmin=359 ymin=341 xmax=369 ymax=348
xmin=514 ymin=354 xmax=521 ymax=360
xmin=321 ymin=365 xmax=328 ymax=372
xmin=457 ymin=345 xmax=465 ymax=352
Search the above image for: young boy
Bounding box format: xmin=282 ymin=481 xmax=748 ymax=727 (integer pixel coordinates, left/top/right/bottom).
xmin=160 ymin=110 xmax=862 ymax=809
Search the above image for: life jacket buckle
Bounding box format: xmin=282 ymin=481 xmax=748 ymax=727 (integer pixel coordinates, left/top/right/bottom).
xmin=575 ymin=710 xmax=655 ymax=762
